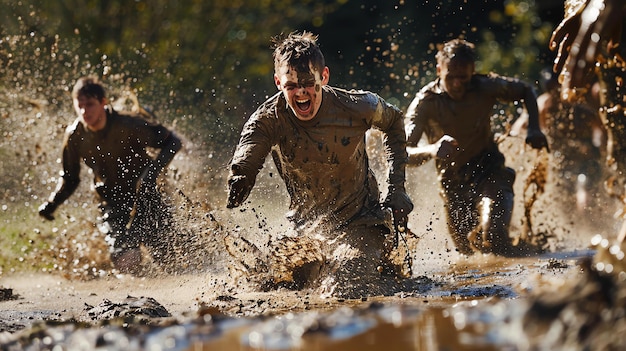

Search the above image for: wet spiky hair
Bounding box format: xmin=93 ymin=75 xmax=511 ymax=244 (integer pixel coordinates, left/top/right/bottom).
xmin=72 ymin=76 xmax=106 ymax=101
xmin=436 ymin=38 xmax=476 ymax=66
xmin=271 ymin=31 xmax=325 ymax=74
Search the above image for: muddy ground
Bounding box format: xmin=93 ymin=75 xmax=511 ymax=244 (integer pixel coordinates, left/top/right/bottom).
xmin=0 ymin=251 xmax=592 ymax=349
xmin=0 ymin=244 xmax=598 ymax=350
xmin=0 ymin=246 xmax=592 ymax=322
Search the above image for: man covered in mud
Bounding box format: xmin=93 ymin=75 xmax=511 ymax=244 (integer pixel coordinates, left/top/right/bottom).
xmin=38 ymin=76 xmax=182 ymax=274
xmin=405 ymin=39 xmax=549 ymax=256
xmin=226 ymin=31 xmax=413 ymax=296
xmin=550 ymin=0 xmax=626 ymax=238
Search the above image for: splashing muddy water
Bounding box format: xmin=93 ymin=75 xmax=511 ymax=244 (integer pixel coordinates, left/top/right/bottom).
xmin=1 ymin=124 xmax=624 ymax=350
xmin=1 ymin=27 xmax=626 ymax=351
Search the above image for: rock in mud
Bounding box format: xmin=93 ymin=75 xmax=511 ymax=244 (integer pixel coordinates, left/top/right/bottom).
xmin=84 ymin=295 xmax=171 ymax=322
xmin=0 ymin=288 xmax=15 ymax=301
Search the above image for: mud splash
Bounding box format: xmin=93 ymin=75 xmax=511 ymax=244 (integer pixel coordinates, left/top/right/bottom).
xmin=2 ymin=15 xmax=626 ymax=351
xmin=0 ymin=247 xmax=605 ymax=350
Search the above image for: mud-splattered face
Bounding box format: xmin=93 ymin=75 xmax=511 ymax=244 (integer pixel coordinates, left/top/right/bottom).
xmin=74 ymin=95 xmax=107 ymax=131
xmin=438 ymin=59 xmax=474 ymax=101
xmin=274 ymin=62 xmax=329 ymax=121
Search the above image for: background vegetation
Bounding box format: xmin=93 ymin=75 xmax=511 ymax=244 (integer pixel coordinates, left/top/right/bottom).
xmin=1 ymin=0 xmax=566 ymax=150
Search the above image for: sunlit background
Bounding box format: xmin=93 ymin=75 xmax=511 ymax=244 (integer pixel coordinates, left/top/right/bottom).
xmin=0 ymin=0 xmax=573 ymax=276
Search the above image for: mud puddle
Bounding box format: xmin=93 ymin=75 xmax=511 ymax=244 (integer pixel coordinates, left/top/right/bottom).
xmin=0 ymin=246 xmax=595 ymax=350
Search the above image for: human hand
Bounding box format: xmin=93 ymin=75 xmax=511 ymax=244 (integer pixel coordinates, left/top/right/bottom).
xmin=38 ymin=202 xmax=56 ymax=221
xmin=525 ymin=129 xmax=550 ymax=152
xmin=550 ymin=0 xmax=624 ymax=100
xmin=435 ymin=135 xmax=459 ymax=159
xmin=550 ymin=7 xmax=582 ymax=79
xmin=383 ymin=187 xmax=414 ymax=230
xmin=227 ymin=174 xmax=254 ymax=208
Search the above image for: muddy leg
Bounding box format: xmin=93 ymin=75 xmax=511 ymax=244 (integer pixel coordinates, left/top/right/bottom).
xmin=482 ymin=191 xmax=515 ymax=256
xmin=443 ymin=195 xmax=476 ymax=255
xmin=101 ymin=206 xmax=144 ymax=274
xmin=321 ymin=224 xmax=403 ymax=298
xmin=467 ymin=197 xmax=495 ymax=252
xmin=473 ymin=167 xmax=517 ymax=256
xmin=131 ymin=187 xmax=178 ymax=269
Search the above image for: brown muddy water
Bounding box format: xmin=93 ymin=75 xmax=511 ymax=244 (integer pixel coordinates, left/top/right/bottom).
xmin=0 ymin=246 xmax=606 ymax=350
xmin=1 ymin=133 xmax=624 ymax=350
xmin=0 ymin=247 xmax=600 ymax=351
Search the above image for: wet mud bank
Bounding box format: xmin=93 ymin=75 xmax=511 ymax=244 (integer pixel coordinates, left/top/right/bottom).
xmin=0 ymin=247 xmax=609 ymax=350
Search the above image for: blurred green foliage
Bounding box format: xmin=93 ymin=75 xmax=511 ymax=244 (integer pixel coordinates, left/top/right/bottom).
xmin=1 ymin=0 xmax=351 ymax=151
xmin=1 ymin=0 xmax=564 ymax=149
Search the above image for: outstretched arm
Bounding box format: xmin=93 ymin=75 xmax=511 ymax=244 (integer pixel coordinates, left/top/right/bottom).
xmin=140 ymin=132 xmax=182 ymax=186
xmin=405 ymin=94 xmax=460 ymax=165
xmin=407 ymin=135 xmax=459 ymax=165
xmin=521 ymin=85 xmax=550 ymax=151
xmin=39 ymin=130 xmax=81 ymax=220
xmin=226 ymin=116 xmax=273 ymax=209
xmin=376 ymin=99 xmax=414 ymax=226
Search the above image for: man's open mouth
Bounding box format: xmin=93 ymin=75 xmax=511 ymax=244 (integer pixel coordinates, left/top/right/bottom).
xmin=296 ymin=99 xmax=311 ymax=112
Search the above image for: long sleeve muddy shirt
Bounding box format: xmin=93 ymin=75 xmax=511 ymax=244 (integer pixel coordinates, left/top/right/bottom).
xmin=405 ymin=73 xmax=535 ymax=178
xmin=229 ymin=85 xmax=407 ymax=229
xmin=49 ymin=107 xmax=180 ymax=210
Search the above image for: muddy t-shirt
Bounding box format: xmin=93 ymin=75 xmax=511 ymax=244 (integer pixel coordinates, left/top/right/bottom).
xmin=230 ymin=85 xmax=406 ymax=229
xmin=405 ymin=73 xmax=530 ymax=175
xmin=51 ymin=108 xmax=173 ymax=208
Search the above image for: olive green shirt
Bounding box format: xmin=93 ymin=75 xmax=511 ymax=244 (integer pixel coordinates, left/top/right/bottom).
xmin=49 ymin=107 xmax=178 ymax=209
xmin=230 ymin=86 xmax=407 ymax=229
xmin=405 ymin=73 xmax=534 ymax=176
